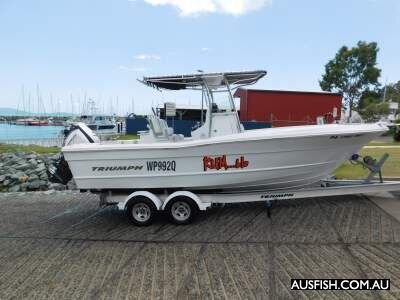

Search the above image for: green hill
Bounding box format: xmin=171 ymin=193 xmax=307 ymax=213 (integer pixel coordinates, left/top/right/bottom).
xmin=0 ymin=107 xmax=75 ymax=117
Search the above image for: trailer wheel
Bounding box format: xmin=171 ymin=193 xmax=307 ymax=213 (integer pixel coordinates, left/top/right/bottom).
xmin=126 ymin=198 xmax=156 ymax=226
xmin=167 ymin=197 xmax=198 ymax=225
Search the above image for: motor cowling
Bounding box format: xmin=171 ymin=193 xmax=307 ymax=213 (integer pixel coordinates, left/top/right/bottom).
xmin=63 ymin=122 xmax=100 ymax=146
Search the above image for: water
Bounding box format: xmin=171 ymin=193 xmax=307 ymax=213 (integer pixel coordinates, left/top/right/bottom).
xmin=0 ymin=124 xmax=64 ymax=140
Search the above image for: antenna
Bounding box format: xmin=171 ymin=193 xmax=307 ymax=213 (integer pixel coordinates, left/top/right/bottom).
xmin=116 ymin=96 xmax=119 ymax=116
xmin=383 ymin=77 xmax=388 ymax=102
xmin=70 ymin=94 xmax=73 ymax=115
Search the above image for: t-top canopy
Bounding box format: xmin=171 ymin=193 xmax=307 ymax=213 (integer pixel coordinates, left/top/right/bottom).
xmin=141 ymin=70 xmax=267 ymax=90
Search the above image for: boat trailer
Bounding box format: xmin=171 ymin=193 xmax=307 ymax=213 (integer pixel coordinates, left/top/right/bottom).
xmin=97 ymin=153 xmax=400 ymax=226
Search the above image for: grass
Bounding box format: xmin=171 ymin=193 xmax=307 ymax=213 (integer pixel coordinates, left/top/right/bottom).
xmin=368 ymin=141 xmax=400 ymax=146
xmin=368 ymin=143 xmax=400 ymax=146
xmin=0 ymin=144 xmax=61 ymax=154
xmin=334 ymin=147 xmax=400 ymax=179
xmin=114 ymin=134 xmax=138 ymax=141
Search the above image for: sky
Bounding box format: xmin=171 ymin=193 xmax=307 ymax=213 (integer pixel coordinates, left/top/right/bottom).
xmin=0 ymin=0 xmax=399 ymax=115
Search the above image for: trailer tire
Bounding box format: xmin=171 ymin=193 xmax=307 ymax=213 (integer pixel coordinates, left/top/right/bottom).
xmin=126 ymin=197 xmax=157 ymax=226
xmin=167 ymin=197 xmax=198 ymax=225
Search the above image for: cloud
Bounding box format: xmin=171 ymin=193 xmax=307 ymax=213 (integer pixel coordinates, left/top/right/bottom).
xmin=134 ymin=54 xmax=161 ymax=60
xmin=142 ymin=0 xmax=272 ymax=16
xmin=201 ymin=47 xmax=211 ymax=52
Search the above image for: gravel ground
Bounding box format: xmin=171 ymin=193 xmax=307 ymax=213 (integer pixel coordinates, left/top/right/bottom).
xmin=0 ymin=191 xmax=400 ymax=299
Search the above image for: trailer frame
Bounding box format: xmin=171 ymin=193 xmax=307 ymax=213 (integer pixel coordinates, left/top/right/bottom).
xmin=99 ymin=179 xmax=400 ymax=225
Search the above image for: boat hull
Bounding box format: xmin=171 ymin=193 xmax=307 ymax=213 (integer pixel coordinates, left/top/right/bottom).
xmin=63 ymin=124 xmax=385 ymax=191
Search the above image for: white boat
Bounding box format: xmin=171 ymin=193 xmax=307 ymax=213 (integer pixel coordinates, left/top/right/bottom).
xmin=77 ymin=115 xmax=117 ymax=133
xmin=67 ymin=100 xmax=118 ymax=134
xmin=61 ymin=71 xmax=387 ymax=192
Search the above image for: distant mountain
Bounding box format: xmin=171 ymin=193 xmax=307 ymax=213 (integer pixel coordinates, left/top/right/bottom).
xmin=0 ymin=107 xmax=75 ymax=117
xmin=0 ymin=107 xmax=31 ymax=116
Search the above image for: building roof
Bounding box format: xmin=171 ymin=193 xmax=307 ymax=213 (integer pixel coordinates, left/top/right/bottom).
xmin=234 ymin=88 xmax=342 ymax=98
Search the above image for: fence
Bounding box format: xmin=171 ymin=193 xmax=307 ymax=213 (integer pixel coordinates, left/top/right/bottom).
xmin=0 ymin=137 xmax=64 ymax=147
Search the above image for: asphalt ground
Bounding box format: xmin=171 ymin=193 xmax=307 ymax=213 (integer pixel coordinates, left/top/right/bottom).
xmin=0 ymin=191 xmax=400 ymax=299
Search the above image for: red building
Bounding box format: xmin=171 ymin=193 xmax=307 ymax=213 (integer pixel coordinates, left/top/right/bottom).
xmin=234 ymin=89 xmax=342 ymax=127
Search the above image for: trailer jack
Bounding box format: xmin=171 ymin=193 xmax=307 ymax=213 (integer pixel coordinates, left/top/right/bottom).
xmin=265 ymin=200 xmax=273 ymax=218
xmin=350 ymin=153 xmax=389 ymax=183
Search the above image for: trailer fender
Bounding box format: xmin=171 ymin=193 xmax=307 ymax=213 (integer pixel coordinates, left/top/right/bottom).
xmin=118 ymin=191 xmax=163 ymax=211
xmin=162 ymin=191 xmax=211 ymax=211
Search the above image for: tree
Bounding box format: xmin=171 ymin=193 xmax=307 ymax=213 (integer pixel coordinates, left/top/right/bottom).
xmin=360 ymin=97 xmax=389 ymax=122
xmin=358 ymin=90 xmax=381 ymax=111
xmin=320 ymin=41 xmax=381 ymax=117
xmin=394 ymin=126 xmax=400 ymax=142
xmin=384 ymin=81 xmax=400 ymax=103
xmin=358 ymin=90 xmax=390 ymax=121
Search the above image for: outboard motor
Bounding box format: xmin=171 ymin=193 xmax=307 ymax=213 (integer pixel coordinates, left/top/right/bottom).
xmin=47 ymin=154 xmax=73 ymax=184
xmin=48 ymin=123 xmax=100 ymax=184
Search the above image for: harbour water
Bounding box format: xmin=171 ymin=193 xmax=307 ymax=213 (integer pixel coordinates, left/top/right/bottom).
xmin=0 ymin=124 xmax=64 ymax=140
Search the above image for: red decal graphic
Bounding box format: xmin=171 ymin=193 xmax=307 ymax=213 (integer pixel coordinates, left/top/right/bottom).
xmin=203 ymin=155 xmax=249 ymax=171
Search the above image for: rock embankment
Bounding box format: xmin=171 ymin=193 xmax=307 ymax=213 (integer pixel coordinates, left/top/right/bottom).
xmin=0 ymin=152 xmax=75 ymax=192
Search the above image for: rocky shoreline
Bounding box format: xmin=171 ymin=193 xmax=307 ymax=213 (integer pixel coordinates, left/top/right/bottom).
xmin=0 ymin=152 xmax=75 ymax=192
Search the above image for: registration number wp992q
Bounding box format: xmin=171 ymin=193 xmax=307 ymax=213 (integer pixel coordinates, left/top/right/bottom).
xmin=147 ymin=161 xmax=176 ymax=172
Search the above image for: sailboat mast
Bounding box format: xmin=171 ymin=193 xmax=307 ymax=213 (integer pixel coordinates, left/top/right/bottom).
xmin=70 ymin=94 xmax=74 ymax=115
xmin=36 ymin=84 xmax=40 ymax=118
xmin=21 ymin=85 xmax=25 ymax=116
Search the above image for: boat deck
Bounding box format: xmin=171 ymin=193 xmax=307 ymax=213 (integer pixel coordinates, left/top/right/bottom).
xmin=0 ymin=191 xmax=400 ymax=299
